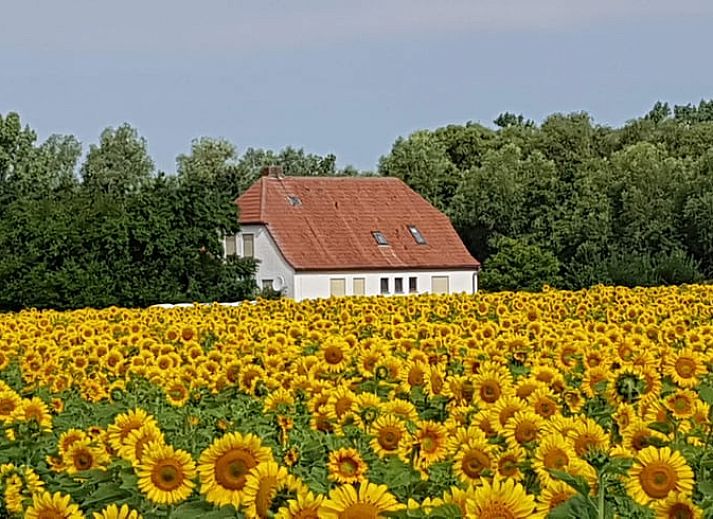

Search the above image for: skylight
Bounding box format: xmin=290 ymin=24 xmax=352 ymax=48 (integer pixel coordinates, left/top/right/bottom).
xmin=372 ymin=231 xmax=389 ymax=246
xmin=408 ymin=225 xmax=427 ymax=244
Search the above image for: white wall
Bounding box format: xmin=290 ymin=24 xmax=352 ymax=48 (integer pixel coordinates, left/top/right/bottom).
xmin=233 ymin=225 xmax=295 ymax=298
xmin=294 ymin=269 xmax=478 ymax=301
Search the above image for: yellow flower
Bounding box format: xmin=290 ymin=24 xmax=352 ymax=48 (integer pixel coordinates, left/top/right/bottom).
xmin=197 ymin=431 xmax=274 ymax=508
xmin=92 ymin=504 xmax=143 ymax=519
xmin=652 ymin=492 xmax=702 ymax=519
xmin=25 ymin=491 xmax=85 ymax=519
xmin=242 ymin=461 xmax=305 ymax=518
xmin=534 ymin=480 xmax=577 ymax=519
xmin=452 ymin=438 xmax=494 ymax=485
xmin=275 ymin=490 xmax=323 ymax=519
xmin=137 ymin=442 xmax=196 ymax=505
xmin=64 ymin=439 xmax=110 ymax=474
xmin=626 ymin=446 xmax=694 ymax=505
xmin=465 ymin=477 xmax=535 ymax=518
xmin=328 ymin=447 xmax=368 ymax=484
xmin=370 ymin=414 xmax=409 ymax=460
xmin=321 ymin=481 xmax=404 ymax=519
xmin=503 ymin=410 xmax=546 ymax=449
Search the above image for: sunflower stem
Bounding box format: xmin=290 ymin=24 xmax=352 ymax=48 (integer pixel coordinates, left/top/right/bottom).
xmin=597 ymin=473 xmax=605 ymax=519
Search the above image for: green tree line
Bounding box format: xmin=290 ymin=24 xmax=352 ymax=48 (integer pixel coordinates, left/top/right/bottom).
xmin=2 ymin=100 xmax=713 ymax=309
xmin=0 ymin=115 xmax=343 ymax=310
xmin=379 ymin=100 xmax=713 ymax=291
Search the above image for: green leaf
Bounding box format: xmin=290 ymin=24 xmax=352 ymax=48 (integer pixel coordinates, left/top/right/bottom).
xmin=548 ymin=469 xmax=591 ymax=496
xmin=698 ymin=384 xmax=713 ymax=406
xmin=648 ymin=421 xmax=673 ymax=434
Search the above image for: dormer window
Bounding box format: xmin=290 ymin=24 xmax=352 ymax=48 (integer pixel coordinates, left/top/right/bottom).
xmin=408 ymin=225 xmax=427 ymax=245
xmin=372 ymin=231 xmax=389 ymax=246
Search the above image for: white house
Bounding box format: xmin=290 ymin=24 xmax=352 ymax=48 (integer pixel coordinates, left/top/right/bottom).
xmin=224 ymin=166 xmax=480 ymax=301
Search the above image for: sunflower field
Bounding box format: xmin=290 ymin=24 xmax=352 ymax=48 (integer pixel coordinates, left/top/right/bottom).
xmin=2 ymin=286 xmax=713 ymax=518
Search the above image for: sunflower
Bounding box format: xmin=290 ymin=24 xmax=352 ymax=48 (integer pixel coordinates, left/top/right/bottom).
xmin=164 ymin=379 xmax=190 ymax=407
xmin=569 ymin=418 xmax=609 ymax=457
xmin=326 ymin=385 xmax=357 ymax=422
xmin=453 ymin=438 xmax=495 ymax=485
xmin=242 ymin=461 xmax=305 ymax=518
xmin=11 ymin=397 xmax=53 ymax=430
xmin=503 ymin=410 xmax=546 ymax=449
xmin=465 ymin=477 xmax=535 ymax=518
xmin=197 ymin=431 xmax=274 ymax=508
xmin=92 ymin=504 xmax=143 ymax=519
xmin=370 ymin=414 xmax=409 ymax=460
xmin=64 ymin=439 xmax=110 ymax=474
xmin=320 ymin=481 xmax=404 ymax=519
xmin=652 ymin=492 xmax=702 ymax=519
xmin=439 ymin=485 xmax=478 ymax=517
xmin=626 ymin=446 xmax=694 ymax=505
xmin=107 ymin=408 xmax=157 ymax=453
xmin=472 ymin=366 xmax=514 ymax=407
xmin=664 ymin=390 xmax=697 ymax=419
xmin=534 ymin=480 xmax=577 ymax=519
xmin=446 ymin=425 xmax=488 ymax=455
xmin=413 ymin=420 xmax=449 ymax=466
xmin=319 ymin=337 xmax=350 ymax=372
xmin=328 ymin=448 xmax=368 ymax=484
xmin=489 ymin=395 xmax=527 ymax=433
xmin=381 ymin=399 xmax=419 ymax=422
xmin=137 ymin=441 xmax=196 ymax=505
xmin=528 ymin=387 xmax=560 ymax=418
xmin=664 ymin=348 xmax=706 ymax=389
xmin=533 ymin=433 xmax=577 ymax=486
xmin=119 ymin=423 xmax=165 ymax=466
xmin=400 ymin=360 xmax=429 ymax=392
xmin=275 ymin=490 xmax=324 ymax=519
xmin=25 ymin=491 xmax=84 ymax=519
xmin=496 ymin=446 xmax=525 ymax=481
xmin=58 ymin=429 xmax=89 ymax=456
xmin=622 ymin=419 xmax=668 ymax=453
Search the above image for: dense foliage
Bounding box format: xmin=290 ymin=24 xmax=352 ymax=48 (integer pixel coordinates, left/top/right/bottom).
xmin=2 ymin=287 xmax=713 ymax=517
xmin=379 ymin=100 xmax=713 ymax=291
xmin=3 ymin=100 xmax=713 ymax=309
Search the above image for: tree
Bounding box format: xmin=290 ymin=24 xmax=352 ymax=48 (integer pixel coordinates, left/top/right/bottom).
xmin=481 ymin=236 xmax=561 ymax=291
xmin=378 ymin=131 xmax=460 ymax=211
xmin=81 ymin=124 xmax=154 ymax=195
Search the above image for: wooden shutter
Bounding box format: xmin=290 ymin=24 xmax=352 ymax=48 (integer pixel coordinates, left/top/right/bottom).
xmin=431 ymin=276 xmax=449 ymax=294
xmin=330 ymin=278 xmax=346 ymax=297
xmin=242 ymin=234 xmax=254 ymax=258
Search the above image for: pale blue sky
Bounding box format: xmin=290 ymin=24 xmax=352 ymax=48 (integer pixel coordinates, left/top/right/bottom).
xmin=1 ymin=1 xmax=712 ymax=172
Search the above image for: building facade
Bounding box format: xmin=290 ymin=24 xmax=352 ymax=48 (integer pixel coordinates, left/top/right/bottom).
xmin=226 ymin=167 xmax=480 ymax=301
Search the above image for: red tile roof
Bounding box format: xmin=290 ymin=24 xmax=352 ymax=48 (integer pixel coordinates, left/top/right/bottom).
xmin=236 ymin=175 xmax=480 ymax=271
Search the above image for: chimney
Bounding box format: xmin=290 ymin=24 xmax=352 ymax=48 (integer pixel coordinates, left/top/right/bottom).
xmin=261 ymin=165 xmax=284 ymax=178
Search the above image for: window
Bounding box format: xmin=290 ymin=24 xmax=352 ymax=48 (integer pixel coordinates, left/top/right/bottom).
xmin=409 ymin=277 xmax=418 ymax=293
xmin=394 ymin=277 xmax=403 ymax=293
xmin=262 ymin=279 xmax=274 ymax=291
xmin=372 ymin=231 xmax=389 ymax=246
xmin=353 ymin=278 xmax=365 ymax=296
xmin=225 ymin=235 xmax=237 ymax=256
xmin=431 ymin=276 xmax=449 ymax=294
xmin=242 ymin=233 xmax=254 ymax=258
xmin=380 ymin=277 xmax=389 ymax=294
xmin=287 ymin=195 xmax=302 ymax=206
xmin=330 ymin=278 xmax=346 ymax=297
xmin=408 ymin=225 xmax=427 ymax=245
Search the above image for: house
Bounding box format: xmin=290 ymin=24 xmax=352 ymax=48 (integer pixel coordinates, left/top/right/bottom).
xmin=225 ymin=166 xmax=480 ymax=300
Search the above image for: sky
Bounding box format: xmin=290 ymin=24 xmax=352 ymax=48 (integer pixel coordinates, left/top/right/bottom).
xmin=1 ymin=0 xmax=712 ymax=173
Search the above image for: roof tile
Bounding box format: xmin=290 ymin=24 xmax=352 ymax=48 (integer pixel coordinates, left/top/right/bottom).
xmin=236 ymin=176 xmax=479 ymax=271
